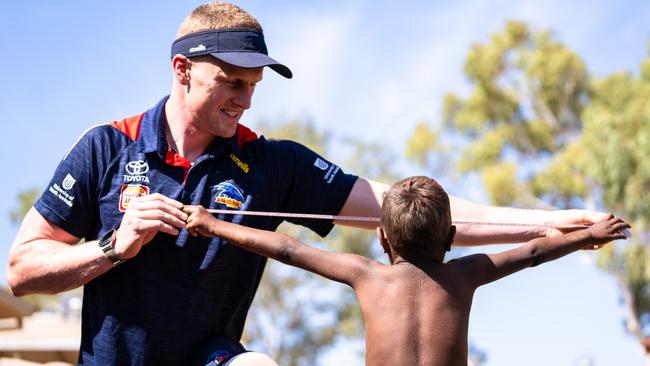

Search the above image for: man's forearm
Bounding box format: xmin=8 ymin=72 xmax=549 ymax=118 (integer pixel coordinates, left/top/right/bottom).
xmin=337 ymin=178 xmax=605 ymax=246
xmin=8 ymin=239 xmax=112 ymax=296
xmin=339 ymin=178 xmax=557 ymax=241
xmin=450 ymin=195 xmax=551 ymax=245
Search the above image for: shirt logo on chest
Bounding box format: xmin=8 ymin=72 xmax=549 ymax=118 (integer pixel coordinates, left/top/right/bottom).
xmin=229 ymin=153 xmax=250 ymax=173
xmin=124 ymin=160 xmax=150 ymax=183
xmin=213 ymin=181 xmax=245 ymax=209
xmin=119 ymin=184 xmax=150 ymax=211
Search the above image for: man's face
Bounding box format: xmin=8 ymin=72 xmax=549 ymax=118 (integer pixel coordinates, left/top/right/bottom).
xmin=185 ymin=57 xmax=263 ymax=138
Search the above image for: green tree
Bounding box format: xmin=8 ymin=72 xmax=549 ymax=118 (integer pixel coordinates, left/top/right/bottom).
xmin=9 ymin=189 xmax=41 ymax=225
xmin=420 ymin=20 xmax=587 ymax=207
xmin=243 ymin=120 xmax=399 ymax=365
xmin=580 ymin=69 xmax=650 ymax=339
xmin=406 ymin=20 xmax=650 ymax=351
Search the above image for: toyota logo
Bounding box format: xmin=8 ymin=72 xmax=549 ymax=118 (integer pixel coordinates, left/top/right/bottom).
xmin=125 ymin=160 xmax=149 ymax=175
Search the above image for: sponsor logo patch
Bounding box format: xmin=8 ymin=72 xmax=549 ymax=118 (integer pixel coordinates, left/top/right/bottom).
xmin=189 ymin=44 xmax=206 ymax=53
xmin=314 ymin=157 xmax=329 ymax=170
xmin=229 ymin=153 xmax=250 ymax=173
xmin=213 ymin=181 xmax=245 ymax=209
xmin=124 ymin=160 xmax=150 ymax=183
xmin=49 ymin=178 xmax=76 ymax=208
xmin=320 ymin=161 xmax=340 ymax=184
xmin=62 ymin=174 xmax=76 ymax=190
xmin=119 ymin=184 xmax=149 ymax=212
xmin=125 ymin=160 xmax=149 ymax=175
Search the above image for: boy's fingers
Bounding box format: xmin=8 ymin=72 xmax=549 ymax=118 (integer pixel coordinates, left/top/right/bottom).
xmin=612 ymin=222 xmax=627 ymax=230
xmin=611 ymin=216 xmax=631 ymax=227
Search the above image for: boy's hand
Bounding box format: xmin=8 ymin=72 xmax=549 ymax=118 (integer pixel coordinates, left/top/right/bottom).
xmin=586 ymin=214 xmax=631 ymax=247
xmin=182 ymin=205 xmax=214 ymax=237
xmin=546 ymin=209 xmax=611 ymax=237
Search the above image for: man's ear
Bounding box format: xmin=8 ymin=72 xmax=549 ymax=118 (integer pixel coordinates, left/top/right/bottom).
xmin=445 ymin=225 xmax=456 ymax=252
xmin=171 ymin=54 xmax=191 ymax=85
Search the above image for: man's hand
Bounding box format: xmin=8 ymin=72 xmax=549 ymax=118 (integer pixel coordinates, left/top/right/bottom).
xmin=546 ymin=209 xmax=613 ymax=237
xmin=183 ymin=205 xmax=216 ymax=237
xmin=114 ymin=193 xmax=187 ymax=260
xmin=585 ymin=214 xmax=631 ymax=247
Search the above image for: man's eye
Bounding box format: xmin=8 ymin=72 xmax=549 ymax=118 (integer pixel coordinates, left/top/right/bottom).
xmin=219 ymin=80 xmax=237 ymax=87
xmin=222 ymin=80 xmax=257 ymax=89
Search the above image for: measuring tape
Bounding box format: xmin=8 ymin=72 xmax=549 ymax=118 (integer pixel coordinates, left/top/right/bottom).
xmin=205 ymin=208 xmax=631 ymax=237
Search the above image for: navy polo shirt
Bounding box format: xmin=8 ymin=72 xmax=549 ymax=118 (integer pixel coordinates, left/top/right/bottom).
xmin=34 ymin=96 xmax=358 ymax=365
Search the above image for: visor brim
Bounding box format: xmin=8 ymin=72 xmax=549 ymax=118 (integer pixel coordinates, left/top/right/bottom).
xmin=209 ymin=52 xmax=293 ymax=79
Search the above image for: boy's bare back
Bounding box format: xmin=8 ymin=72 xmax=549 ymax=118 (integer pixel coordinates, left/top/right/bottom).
xmin=356 ymin=259 xmax=475 ymax=366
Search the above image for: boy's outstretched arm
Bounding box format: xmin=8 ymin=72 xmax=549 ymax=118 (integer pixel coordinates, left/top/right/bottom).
xmin=461 ymin=214 xmax=630 ymax=287
xmin=183 ymin=205 xmax=375 ymax=286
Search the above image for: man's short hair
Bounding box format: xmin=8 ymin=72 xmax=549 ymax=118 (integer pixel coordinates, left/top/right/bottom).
xmin=381 ymin=176 xmax=451 ymax=258
xmin=176 ymin=2 xmax=262 ymax=40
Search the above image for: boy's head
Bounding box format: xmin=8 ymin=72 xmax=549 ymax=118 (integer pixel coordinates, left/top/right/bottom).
xmin=379 ymin=176 xmax=455 ymax=263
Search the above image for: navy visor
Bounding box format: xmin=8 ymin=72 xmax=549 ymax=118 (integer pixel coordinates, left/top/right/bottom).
xmin=171 ymin=28 xmax=292 ymax=78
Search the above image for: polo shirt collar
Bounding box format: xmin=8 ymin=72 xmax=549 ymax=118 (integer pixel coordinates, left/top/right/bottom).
xmin=139 ymin=96 xmax=242 ymax=161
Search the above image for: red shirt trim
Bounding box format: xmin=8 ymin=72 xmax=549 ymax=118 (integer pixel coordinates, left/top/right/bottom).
xmin=111 ymin=114 xmax=145 ymax=141
xmin=237 ymin=124 xmax=258 ymax=148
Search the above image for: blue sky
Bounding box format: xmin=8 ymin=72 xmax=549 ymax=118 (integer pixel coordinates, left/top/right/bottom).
xmin=1 ymin=1 xmax=648 ymax=365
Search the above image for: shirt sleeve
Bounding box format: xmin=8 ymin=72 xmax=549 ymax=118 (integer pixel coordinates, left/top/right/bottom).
xmin=34 ymin=126 xmax=107 ymax=239
xmin=265 ymin=139 xmax=358 ymax=237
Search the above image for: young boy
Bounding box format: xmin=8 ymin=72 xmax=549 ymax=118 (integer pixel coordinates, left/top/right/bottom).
xmin=184 ymin=176 xmax=629 ymax=366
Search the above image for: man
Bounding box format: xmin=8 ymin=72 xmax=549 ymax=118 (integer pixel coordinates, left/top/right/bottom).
xmin=7 ymin=2 xmax=607 ymax=365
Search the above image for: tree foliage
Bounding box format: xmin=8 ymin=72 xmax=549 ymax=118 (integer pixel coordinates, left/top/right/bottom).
xmin=9 ymin=188 xmax=40 ymax=225
xmin=406 ymin=20 xmax=650 ymax=346
xmin=582 ymin=69 xmax=650 ymax=337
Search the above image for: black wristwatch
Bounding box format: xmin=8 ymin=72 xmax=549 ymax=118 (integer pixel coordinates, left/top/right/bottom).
xmin=98 ymin=229 xmax=124 ymax=267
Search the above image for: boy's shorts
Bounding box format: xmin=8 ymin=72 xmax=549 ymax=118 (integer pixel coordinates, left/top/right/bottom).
xmin=193 ymin=337 xmax=249 ymax=366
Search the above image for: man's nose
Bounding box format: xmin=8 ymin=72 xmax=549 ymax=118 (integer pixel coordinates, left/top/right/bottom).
xmin=233 ymin=86 xmax=254 ymax=110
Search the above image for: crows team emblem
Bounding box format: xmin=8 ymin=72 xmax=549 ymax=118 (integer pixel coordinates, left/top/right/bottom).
xmin=213 ymin=181 xmax=245 ymax=209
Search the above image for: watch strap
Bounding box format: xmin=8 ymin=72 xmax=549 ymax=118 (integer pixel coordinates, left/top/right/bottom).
xmin=98 ymin=229 xmax=124 ymax=267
